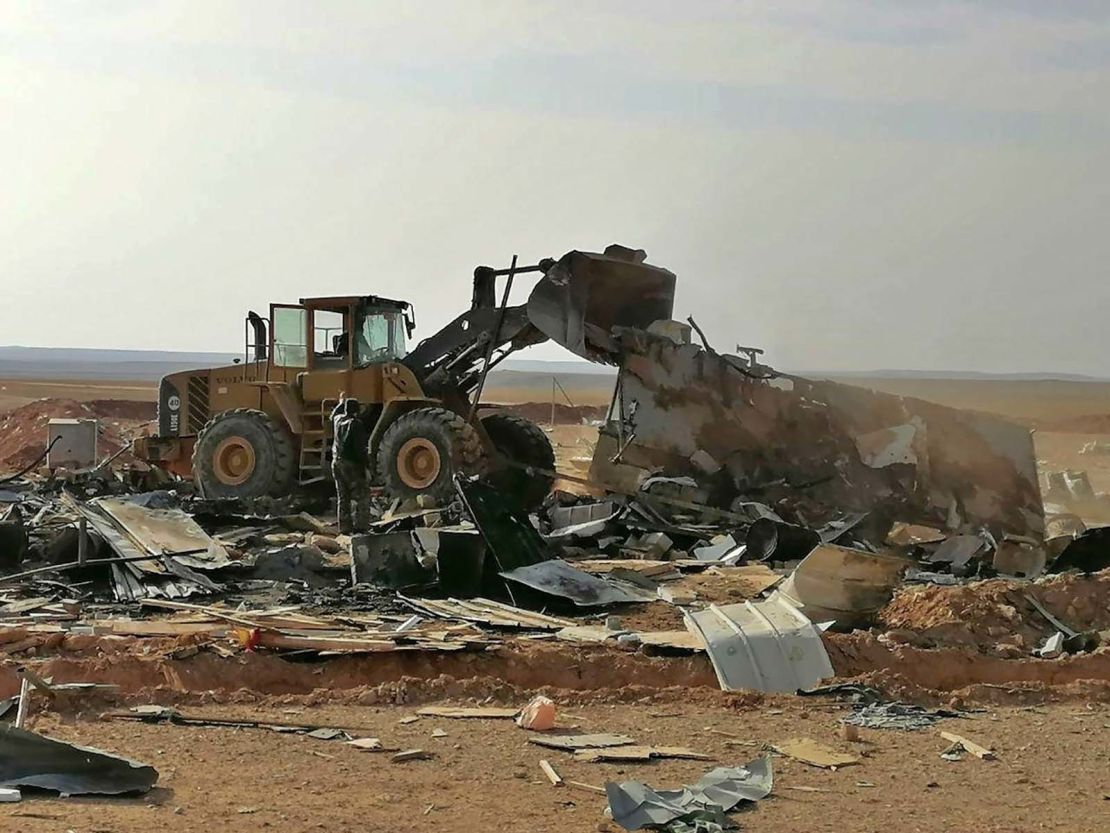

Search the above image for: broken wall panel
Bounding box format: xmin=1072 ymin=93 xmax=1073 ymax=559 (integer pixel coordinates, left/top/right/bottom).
xmin=591 ymin=330 xmax=1043 ymax=539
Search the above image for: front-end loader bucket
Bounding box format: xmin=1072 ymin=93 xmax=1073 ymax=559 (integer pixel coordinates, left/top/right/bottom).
xmin=526 ymin=247 xmax=677 ymax=362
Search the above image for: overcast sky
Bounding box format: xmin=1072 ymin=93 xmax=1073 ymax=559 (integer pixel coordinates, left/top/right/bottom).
xmin=1 ymin=1 xmax=1107 ymax=374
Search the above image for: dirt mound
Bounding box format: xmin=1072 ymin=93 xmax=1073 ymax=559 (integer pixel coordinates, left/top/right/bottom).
xmin=877 ymin=570 xmax=1110 ymax=655
xmin=88 ymin=399 xmax=156 ymax=421
xmin=491 ymin=401 xmax=606 ymax=425
xmin=0 ymin=397 xmax=133 ymax=470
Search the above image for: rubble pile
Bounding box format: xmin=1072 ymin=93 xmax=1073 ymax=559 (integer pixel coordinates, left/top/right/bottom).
xmin=1 ymin=326 xmax=1108 ymax=828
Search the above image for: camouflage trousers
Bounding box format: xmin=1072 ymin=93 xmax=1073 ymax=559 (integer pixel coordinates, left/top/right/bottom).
xmin=333 ymin=459 xmax=370 ymax=534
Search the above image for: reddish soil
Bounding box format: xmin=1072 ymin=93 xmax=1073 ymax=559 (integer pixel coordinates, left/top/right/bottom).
xmin=8 ymin=699 xmax=1110 ymax=833
xmin=877 ymin=570 xmax=1110 ymax=655
xmin=0 ymin=397 xmax=152 ymax=470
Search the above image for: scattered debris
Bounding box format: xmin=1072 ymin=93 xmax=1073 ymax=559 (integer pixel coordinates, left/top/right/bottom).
xmin=539 ymin=759 xmax=563 ymax=786
xmin=939 ymin=741 xmax=966 ymax=762
xmin=530 ymin=733 xmax=635 ymax=751
xmin=1035 ymin=631 xmax=1066 ymax=659
xmin=346 ymin=738 xmax=385 ymax=751
xmin=108 ymin=706 xmax=377 ymax=736
xmin=501 ymin=559 xmax=654 ymax=607
xmin=400 ymin=596 xmax=574 ymax=630
xmin=604 ymin=756 xmax=773 ymax=831
xmin=575 ymin=746 xmax=710 ymax=763
xmin=416 ymin=706 xmax=519 ymax=720
xmin=938 ymin=731 xmax=996 ymax=761
xmin=517 ymin=696 xmax=557 ymax=731
xmin=390 ymin=749 xmax=432 ymax=763
xmin=770 ymin=738 xmax=859 ymax=769
xmin=844 ymin=702 xmax=957 ymax=732
xmin=774 ymin=543 xmax=910 ymax=629
xmin=0 ymin=726 xmax=158 ymax=796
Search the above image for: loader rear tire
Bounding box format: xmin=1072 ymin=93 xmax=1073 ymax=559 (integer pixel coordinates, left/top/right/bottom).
xmin=193 ymin=409 xmax=296 ymax=499
xmin=377 ymin=407 xmax=484 ymax=504
xmin=480 ymin=412 xmax=556 ymax=511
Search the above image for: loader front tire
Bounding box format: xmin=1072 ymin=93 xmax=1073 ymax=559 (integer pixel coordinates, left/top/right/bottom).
xmin=480 ymin=412 xmax=556 ymax=511
xmin=377 ymin=407 xmax=484 ymax=504
xmin=193 ymin=409 xmax=296 ymax=499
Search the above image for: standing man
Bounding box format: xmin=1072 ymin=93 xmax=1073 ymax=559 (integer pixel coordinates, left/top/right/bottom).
xmin=331 ymin=395 xmax=371 ymax=533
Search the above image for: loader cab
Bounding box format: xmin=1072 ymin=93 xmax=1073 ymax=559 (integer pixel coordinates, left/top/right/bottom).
xmin=265 ymin=296 xmax=413 ymax=376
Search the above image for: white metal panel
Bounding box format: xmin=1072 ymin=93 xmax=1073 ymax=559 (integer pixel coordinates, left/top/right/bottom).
xmin=684 ymin=597 xmax=833 ymax=693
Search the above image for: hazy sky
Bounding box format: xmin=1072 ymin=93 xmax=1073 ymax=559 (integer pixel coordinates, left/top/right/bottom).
xmin=1 ymin=1 xmax=1107 ymax=373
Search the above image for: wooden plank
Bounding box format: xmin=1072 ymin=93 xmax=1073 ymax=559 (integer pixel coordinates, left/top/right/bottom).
xmin=141 ymin=599 xmax=264 ymax=628
xmin=93 ymin=620 xmax=227 ymax=637
xmin=771 ymin=738 xmax=859 ymax=769
xmin=939 ymin=731 xmax=996 ymax=761
xmin=416 ymin=706 xmax=519 ymax=719
xmin=539 ymin=760 xmax=563 ymax=786
xmin=566 ymin=781 xmax=606 ymax=795
xmin=245 ymin=630 xmax=443 ymax=653
xmin=0 ymin=598 xmax=52 ymax=615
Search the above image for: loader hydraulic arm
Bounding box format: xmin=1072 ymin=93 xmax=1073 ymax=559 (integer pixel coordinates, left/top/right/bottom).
xmin=403 ymin=245 xmax=677 ymax=397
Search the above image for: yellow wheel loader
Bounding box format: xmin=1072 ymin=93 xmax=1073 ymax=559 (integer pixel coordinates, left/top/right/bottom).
xmin=133 ymin=245 xmax=675 ymax=510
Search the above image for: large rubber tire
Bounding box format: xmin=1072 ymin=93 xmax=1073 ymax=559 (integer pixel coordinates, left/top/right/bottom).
xmin=480 ymin=412 xmax=556 ymax=511
xmin=377 ymin=407 xmax=484 ymax=504
xmin=192 ymin=409 xmax=296 ymax=499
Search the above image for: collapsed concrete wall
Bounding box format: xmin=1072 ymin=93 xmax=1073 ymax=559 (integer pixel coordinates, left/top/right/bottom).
xmin=589 ymin=329 xmax=1044 ymax=540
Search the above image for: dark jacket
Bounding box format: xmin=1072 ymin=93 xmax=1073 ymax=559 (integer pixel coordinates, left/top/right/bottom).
xmin=331 ymin=402 xmax=370 ymax=467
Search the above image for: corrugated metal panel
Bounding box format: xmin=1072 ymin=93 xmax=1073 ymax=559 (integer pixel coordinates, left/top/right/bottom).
xmin=684 ymin=597 xmax=833 ymax=693
xmin=400 ymin=596 xmax=574 ymax=631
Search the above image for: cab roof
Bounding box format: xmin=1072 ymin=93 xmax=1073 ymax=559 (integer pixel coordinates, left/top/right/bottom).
xmin=298 ymin=294 xmax=410 ymax=311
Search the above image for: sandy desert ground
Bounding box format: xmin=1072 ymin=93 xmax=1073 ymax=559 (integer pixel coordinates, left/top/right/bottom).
xmin=2 ymin=373 xmax=1109 ymax=833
